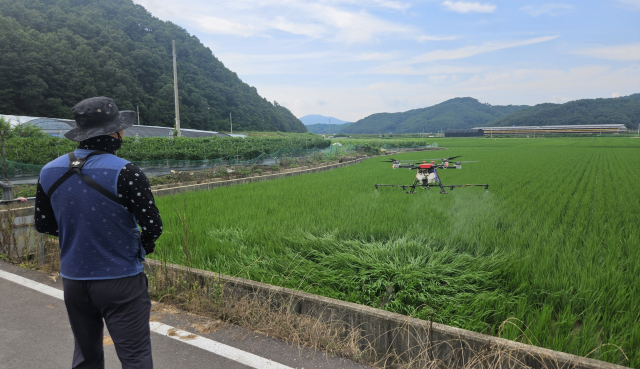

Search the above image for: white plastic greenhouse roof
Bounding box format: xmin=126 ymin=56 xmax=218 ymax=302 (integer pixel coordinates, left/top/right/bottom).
xmin=1 ymin=114 xmax=72 ymax=126
xmin=1 ymin=114 xmax=230 ymax=138
xmin=125 ymin=125 xmax=230 ymax=138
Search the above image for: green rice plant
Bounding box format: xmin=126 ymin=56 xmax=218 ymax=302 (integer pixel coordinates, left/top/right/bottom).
xmin=152 ymin=137 xmax=640 ymax=367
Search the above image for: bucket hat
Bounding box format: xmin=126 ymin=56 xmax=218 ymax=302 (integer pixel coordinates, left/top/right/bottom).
xmin=64 ymin=97 xmax=135 ymax=142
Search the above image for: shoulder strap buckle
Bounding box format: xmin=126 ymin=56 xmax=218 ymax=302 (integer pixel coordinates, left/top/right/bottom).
xmin=69 ymin=152 xmax=87 ymax=171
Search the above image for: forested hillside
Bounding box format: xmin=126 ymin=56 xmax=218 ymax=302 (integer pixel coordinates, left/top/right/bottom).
xmin=0 ymin=0 xmax=307 ymax=132
xmin=342 ymin=97 xmax=529 ymax=134
xmin=490 ymin=94 xmax=640 ymax=129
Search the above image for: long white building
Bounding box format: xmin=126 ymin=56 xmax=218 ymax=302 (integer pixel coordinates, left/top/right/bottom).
xmin=474 ymin=124 xmax=629 ymax=135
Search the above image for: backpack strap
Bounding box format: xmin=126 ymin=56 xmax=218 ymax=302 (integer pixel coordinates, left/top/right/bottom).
xmin=46 ymin=151 xmax=127 ymax=207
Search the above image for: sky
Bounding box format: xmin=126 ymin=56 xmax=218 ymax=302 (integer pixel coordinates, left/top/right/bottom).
xmin=132 ymin=0 xmax=640 ymax=122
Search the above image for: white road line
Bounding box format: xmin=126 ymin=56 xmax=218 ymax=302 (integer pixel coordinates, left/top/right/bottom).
xmin=0 ymin=269 xmax=293 ymax=369
xmin=0 ymin=269 xmax=65 ymax=300
xmin=149 ymin=322 xmax=293 ymax=369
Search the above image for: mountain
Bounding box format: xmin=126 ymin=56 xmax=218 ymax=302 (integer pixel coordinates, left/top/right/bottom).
xmin=342 ymin=97 xmax=528 ymax=134
xmin=340 ymin=94 xmax=640 ymax=134
xmin=304 ymin=122 xmax=351 ymax=135
xmin=299 ymin=114 xmax=350 ymax=126
xmin=300 ymin=114 xmax=351 ymax=134
xmin=489 ymin=94 xmax=640 ymax=129
xmin=0 ymin=0 xmax=306 ymax=133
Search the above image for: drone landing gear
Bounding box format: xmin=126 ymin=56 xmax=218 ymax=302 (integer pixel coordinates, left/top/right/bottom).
xmin=374 ymin=184 xmax=489 ymax=194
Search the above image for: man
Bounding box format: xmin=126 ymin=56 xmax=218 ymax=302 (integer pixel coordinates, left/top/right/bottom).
xmin=35 ymin=96 xmax=162 ymax=369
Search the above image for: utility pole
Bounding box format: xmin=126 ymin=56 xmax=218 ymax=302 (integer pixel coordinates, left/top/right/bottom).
xmin=230 ymin=113 xmax=233 ymax=134
xmin=137 ymin=105 xmax=140 ymax=125
xmin=1 ymin=130 xmax=13 ymax=201
xmin=328 ymin=118 xmax=331 ymax=136
xmin=172 ymin=40 xmax=181 ymax=137
xmin=1 ymin=131 xmax=7 ymax=182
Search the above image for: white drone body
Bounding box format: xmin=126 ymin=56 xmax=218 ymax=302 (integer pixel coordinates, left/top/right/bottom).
xmin=416 ymin=172 xmax=438 ymax=184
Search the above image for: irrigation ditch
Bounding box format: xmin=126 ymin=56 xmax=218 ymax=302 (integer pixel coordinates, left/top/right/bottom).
xmin=0 ymin=147 xmax=629 ymax=369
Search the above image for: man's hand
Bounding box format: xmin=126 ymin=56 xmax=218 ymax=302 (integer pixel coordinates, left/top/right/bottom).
xmin=143 ymin=242 xmax=155 ymax=255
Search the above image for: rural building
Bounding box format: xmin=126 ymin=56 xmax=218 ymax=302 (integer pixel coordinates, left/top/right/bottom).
xmin=0 ymin=114 xmax=230 ymax=138
xmin=444 ymin=129 xmax=485 ymax=137
xmin=475 ymin=124 xmax=629 ymax=135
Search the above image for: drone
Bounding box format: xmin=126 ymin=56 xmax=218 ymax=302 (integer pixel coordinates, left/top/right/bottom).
xmin=375 ymin=156 xmax=489 ymax=194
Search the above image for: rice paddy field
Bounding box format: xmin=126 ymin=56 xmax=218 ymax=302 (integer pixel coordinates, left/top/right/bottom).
xmin=152 ymin=137 xmax=640 ymax=367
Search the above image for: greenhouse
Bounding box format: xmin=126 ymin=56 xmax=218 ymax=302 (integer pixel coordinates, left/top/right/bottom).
xmin=0 ymin=114 xmax=229 ymax=138
xmin=444 ymin=129 xmax=484 ymax=137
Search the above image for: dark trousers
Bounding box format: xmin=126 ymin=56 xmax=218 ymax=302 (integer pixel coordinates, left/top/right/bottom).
xmin=62 ymin=272 xmax=153 ymax=369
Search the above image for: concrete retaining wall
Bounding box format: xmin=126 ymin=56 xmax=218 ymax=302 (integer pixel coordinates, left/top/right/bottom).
xmin=0 ymin=206 xmax=40 ymax=257
xmin=145 ymin=260 xmax=626 ymax=369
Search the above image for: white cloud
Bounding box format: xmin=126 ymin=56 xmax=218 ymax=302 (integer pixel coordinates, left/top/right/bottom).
xmin=611 ymin=0 xmax=640 ymax=10
xmin=365 ymin=64 xmax=485 ymax=75
xmin=575 ymin=43 xmax=640 ymax=61
xmin=521 ymin=3 xmax=573 ymax=17
xmin=217 ymin=52 xmax=336 ymax=64
xmin=442 ymin=0 xmax=496 ymax=13
xmin=408 ymin=35 xmax=558 ymax=63
xmin=134 ymin=0 xmax=421 ymax=43
xmin=373 ymin=0 xmax=411 ymax=10
xmin=270 ymin=17 xmax=328 ymax=39
xmin=194 ymin=16 xmax=260 ymax=37
xmin=321 ymin=0 xmax=412 ymax=11
xmin=416 ymin=35 xmax=459 ymax=42
xmin=310 ymin=4 xmax=414 ymax=43
xmin=349 ymin=52 xmax=397 ymax=61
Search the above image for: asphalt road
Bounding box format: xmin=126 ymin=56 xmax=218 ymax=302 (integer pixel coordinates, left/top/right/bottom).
xmin=0 ymin=261 xmax=370 ymax=369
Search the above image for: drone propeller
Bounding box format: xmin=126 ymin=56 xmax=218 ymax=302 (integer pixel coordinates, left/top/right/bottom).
xmin=437 ymin=156 xmax=462 ymax=161
xmin=400 ymin=156 xmax=463 ymax=162
xmin=381 ymin=158 xmax=399 ymax=163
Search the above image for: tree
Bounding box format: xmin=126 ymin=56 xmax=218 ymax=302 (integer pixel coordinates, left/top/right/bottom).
xmin=0 ymin=0 xmax=307 ymax=133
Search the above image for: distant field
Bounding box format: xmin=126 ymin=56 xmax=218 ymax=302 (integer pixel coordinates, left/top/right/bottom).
xmin=153 ymin=137 xmax=639 ymax=367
